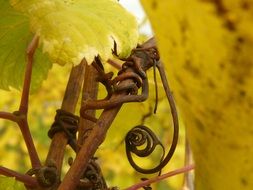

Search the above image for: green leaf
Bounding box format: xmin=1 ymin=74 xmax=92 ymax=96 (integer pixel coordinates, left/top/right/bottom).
xmin=10 ymin=0 xmax=139 ymax=65
xmin=0 ymin=176 xmax=26 ymax=190
xmin=0 ymin=0 xmax=52 ymax=91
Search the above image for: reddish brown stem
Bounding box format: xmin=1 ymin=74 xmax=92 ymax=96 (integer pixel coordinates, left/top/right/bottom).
xmin=19 ymin=35 xmax=39 ymax=114
xmin=124 ymin=165 xmax=195 ymax=190
xmin=16 ymin=35 xmax=41 ymax=168
xmin=17 ymin=117 xmax=41 ymax=168
xmin=0 ymin=166 xmax=38 ymax=187
xmin=0 ymin=111 xmax=17 ymax=122
xmin=0 ymin=36 xmax=40 ymax=169
xmin=45 ymin=60 xmax=86 ymax=175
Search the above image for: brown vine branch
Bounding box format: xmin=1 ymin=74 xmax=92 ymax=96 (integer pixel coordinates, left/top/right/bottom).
xmin=0 ymin=166 xmax=38 ymax=188
xmin=124 ymin=165 xmax=195 ymax=190
xmin=58 ymin=38 xmax=158 ymax=190
xmin=45 ymin=60 xmax=86 ymax=176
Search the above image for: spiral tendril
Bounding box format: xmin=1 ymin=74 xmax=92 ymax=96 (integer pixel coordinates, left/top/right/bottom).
xmin=125 ymin=125 xmax=166 ymax=174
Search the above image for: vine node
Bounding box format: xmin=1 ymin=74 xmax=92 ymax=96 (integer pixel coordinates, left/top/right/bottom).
xmin=80 ymin=43 xmax=160 ymax=120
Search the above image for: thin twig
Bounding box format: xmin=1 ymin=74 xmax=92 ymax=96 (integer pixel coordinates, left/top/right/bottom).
xmin=124 ymin=165 xmax=195 ymax=190
xmin=0 ymin=166 xmax=38 ymax=188
xmin=0 ymin=111 xmax=17 ymax=122
xmin=17 ymin=117 xmax=41 ymax=168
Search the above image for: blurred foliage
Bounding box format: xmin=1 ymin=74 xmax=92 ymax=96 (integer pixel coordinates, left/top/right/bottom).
xmin=0 ymin=176 xmax=25 ymax=190
xmin=141 ymin=0 xmax=253 ymax=189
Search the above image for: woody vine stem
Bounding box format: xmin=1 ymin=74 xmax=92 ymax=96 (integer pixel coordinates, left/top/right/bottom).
xmin=0 ymin=36 xmax=194 ymax=190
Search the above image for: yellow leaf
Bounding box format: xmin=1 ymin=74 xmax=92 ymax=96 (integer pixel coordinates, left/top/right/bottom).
xmin=141 ymin=0 xmax=253 ymax=189
xmin=10 ymin=0 xmax=139 ymax=65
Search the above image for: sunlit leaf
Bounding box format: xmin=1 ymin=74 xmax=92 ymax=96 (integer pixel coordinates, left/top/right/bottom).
xmin=10 ymin=0 xmax=139 ymax=65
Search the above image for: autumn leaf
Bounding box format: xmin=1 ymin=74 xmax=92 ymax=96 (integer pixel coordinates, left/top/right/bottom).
xmin=141 ymin=0 xmax=253 ymax=189
xmin=0 ymin=0 xmax=138 ymax=91
xmin=10 ymin=0 xmax=139 ymax=65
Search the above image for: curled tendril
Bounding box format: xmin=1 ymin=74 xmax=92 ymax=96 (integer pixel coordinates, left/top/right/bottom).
xmin=125 ymin=125 xmax=165 ymax=174
xmin=125 ymin=60 xmax=179 ymax=174
xmin=125 ymin=125 xmax=164 ymax=157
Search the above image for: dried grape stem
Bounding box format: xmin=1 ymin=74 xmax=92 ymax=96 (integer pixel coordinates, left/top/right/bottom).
xmin=45 ymin=60 xmax=86 ymax=175
xmin=77 ymin=64 xmax=99 ymax=146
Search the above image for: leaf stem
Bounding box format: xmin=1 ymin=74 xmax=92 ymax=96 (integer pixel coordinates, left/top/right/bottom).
xmin=124 ymin=165 xmax=195 ymax=190
xmin=0 ymin=166 xmax=38 ymax=188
